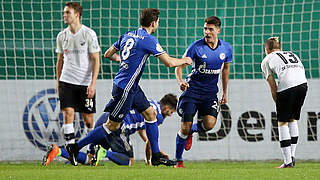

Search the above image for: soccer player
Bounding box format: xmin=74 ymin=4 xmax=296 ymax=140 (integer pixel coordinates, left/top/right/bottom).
xmin=42 ymin=94 xmax=177 ymax=166
xmin=74 ymin=8 xmax=191 ymax=167
xmin=55 ymin=2 xmax=100 ymax=166
xmin=174 ymin=16 xmax=232 ymax=168
xmin=261 ymin=37 xmax=308 ymax=168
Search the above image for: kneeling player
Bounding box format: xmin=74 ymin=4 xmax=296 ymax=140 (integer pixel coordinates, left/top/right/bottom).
xmin=43 ymin=94 xmax=177 ymax=166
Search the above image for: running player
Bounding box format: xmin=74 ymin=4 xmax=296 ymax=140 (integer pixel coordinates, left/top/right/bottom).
xmin=69 ymin=8 xmax=192 ymax=167
xmin=174 ymin=16 xmax=232 ymax=168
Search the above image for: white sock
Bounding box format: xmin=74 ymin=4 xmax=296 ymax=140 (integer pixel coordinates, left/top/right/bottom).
xmin=288 ymin=121 xmax=299 ymax=157
xmin=63 ymin=123 xmax=75 ymax=144
xmin=178 ymin=130 xmax=188 ymax=139
xmin=278 ymin=125 xmax=292 ymax=165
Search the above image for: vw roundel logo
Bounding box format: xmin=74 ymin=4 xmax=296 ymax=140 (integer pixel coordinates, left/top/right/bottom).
xmin=23 ymin=89 xmax=85 ymax=151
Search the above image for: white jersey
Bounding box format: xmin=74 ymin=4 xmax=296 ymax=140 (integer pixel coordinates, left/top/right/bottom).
xmin=261 ymin=51 xmax=307 ymax=92
xmin=56 ymin=25 xmax=100 ymax=86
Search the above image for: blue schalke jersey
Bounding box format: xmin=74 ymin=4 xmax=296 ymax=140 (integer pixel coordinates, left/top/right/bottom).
xmin=113 ymin=28 xmax=165 ymax=90
xmin=121 ymin=99 xmax=164 ymax=135
xmin=183 ymin=38 xmax=232 ymax=98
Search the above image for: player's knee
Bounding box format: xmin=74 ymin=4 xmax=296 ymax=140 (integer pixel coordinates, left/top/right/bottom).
xmin=203 ymin=116 xmax=217 ymax=130
xmin=142 ymin=107 xmax=157 ymax=122
xmin=63 ymin=108 xmax=74 ymax=123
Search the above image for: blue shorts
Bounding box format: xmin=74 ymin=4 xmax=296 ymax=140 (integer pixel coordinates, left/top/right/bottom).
xmin=104 ymin=84 xmax=150 ymax=122
xmin=177 ymin=93 xmax=219 ymax=122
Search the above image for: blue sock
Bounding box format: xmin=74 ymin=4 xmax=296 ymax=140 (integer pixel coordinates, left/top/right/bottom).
xmin=77 ymin=126 xmax=108 ymax=150
xmin=190 ymin=124 xmax=198 ymax=134
xmin=145 ymin=120 xmax=160 ymax=154
xmin=175 ymin=131 xmax=188 ymax=161
xmin=106 ymin=151 xmax=130 ymax=165
xmin=60 ymin=147 xmax=69 ymax=159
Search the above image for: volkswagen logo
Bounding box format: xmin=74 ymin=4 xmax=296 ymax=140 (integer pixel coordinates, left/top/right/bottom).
xmin=23 ymin=89 xmax=85 ymax=151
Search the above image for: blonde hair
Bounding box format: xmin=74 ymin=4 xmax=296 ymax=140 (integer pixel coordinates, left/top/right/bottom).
xmin=265 ymin=36 xmax=281 ymax=52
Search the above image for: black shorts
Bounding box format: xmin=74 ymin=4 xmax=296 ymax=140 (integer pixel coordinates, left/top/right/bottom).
xmin=59 ymin=81 xmax=96 ymax=113
xmin=276 ymin=83 xmax=307 ymax=122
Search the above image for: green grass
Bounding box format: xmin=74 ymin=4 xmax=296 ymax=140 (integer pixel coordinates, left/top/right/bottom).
xmin=1 ymin=161 xmax=319 ymax=180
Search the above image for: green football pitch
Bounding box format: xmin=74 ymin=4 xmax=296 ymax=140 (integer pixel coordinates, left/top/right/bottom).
xmin=1 ymin=161 xmax=319 ymax=180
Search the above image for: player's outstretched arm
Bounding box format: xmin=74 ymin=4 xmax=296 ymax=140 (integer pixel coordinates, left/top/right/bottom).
xmin=87 ymin=52 xmax=100 ymax=98
xmin=138 ymin=130 xmax=151 ymax=165
xmin=104 ymin=45 xmax=121 ymax=62
xmin=157 ymin=53 xmax=192 ymax=67
xmin=219 ymin=62 xmax=230 ymax=104
xmin=267 ymin=75 xmax=277 ymax=102
xmin=56 ymin=53 xmax=64 ymax=95
xmin=175 ymin=64 xmax=189 ymax=91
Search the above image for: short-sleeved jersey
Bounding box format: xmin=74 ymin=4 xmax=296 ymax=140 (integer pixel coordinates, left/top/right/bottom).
xmin=261 ymin=51 xmax=307 ymax=92
xmin=56 ymin=25 xmax=101 ymax=86
xmin=122 ymin=99 xmax=164 ymax=135
xmin=183 ymin=38 xmax=232 ymax=98
xmin=112 ymin=28 xmax=165 ymax=90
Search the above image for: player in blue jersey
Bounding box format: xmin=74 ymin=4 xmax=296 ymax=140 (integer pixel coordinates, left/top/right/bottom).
xmin=174 ymin=16 xmax=232 ymax=168
xmin=66 ymin=8 xmax=193 ymax=167
xmin=42 ymin=94 xmax=177 ymax=166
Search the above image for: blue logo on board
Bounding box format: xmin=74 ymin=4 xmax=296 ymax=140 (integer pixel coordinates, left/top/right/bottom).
xmin=23 ymin=89 xmax=85 ymax=151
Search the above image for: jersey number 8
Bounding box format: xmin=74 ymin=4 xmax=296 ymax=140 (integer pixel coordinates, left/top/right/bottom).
xmin=121 ymin=38 xmax=135 ymax=60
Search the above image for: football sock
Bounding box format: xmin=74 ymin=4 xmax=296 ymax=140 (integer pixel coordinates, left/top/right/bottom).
xmin=279 ymin=125 xmax=292 ymax=165
xmin=77 ymin=126 xmax=108 ymax=150
xmin=106 ymin=151 xmax=130 ymax=165
xmin=288 ymin=121 xmax=299 ymax=157
xmin=175 ymin=130 xmax=188 ymax=161
xmin=190 ymin=124 xmax=198 ymax=134
xmin=63 ymin=123 xmax=75 ymax=144
xmin=60 ymin=147 xmax=69 ymax=159
xmin=145 ymin=119 xmax=160 ymax=154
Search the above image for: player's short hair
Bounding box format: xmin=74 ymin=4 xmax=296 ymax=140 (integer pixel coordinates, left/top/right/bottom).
xmin=265 ymin=36 xmax=281 ymax=52
xmin=160 ymin=93 xmax=178 ymax=110
xmin=65 ymin=2 xmax=83 ymax=17
xmin=140 ymin=8 xmax=160 ymax=27
xmin=205 ymin=16 xmax=221 ymax=28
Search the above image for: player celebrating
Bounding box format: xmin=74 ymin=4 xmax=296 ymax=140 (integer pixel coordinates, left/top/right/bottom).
xmin=43 ymin=94 xmax=177 ymax=166
xmin=65 ymin=8 xmax=192 ymax=166
xmin=261 ymin=37 xmax=308 ymax=168
xmin=174 ymin=16 xmax=232 ymax=168
xmin=56 ymin=2 xmax=100 ymax=166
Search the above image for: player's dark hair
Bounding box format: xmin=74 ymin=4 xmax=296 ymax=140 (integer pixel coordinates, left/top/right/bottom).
xmin=66 ymin=2 xmax=83 ymax=17
xmin=140 ymin=8 xmax=160 ymax=27
xmin=205 ymin=16 xmax=221 ymax=28
xmin=160 ymin=93 xmax=178 ymax=110
xmin=265 ymin=36 xmax=281 ymax=51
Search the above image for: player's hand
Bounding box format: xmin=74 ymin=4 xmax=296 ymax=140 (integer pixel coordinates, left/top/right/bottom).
xmin=219 ymin=93 xmax=227 ymax=104
xmin=87 ymin=84 xmax=96 ymax=98
xmin=179 ymin=80 xmax=189 ymax=91
xmin=183 ymin=57 xmax=192 ymax=65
